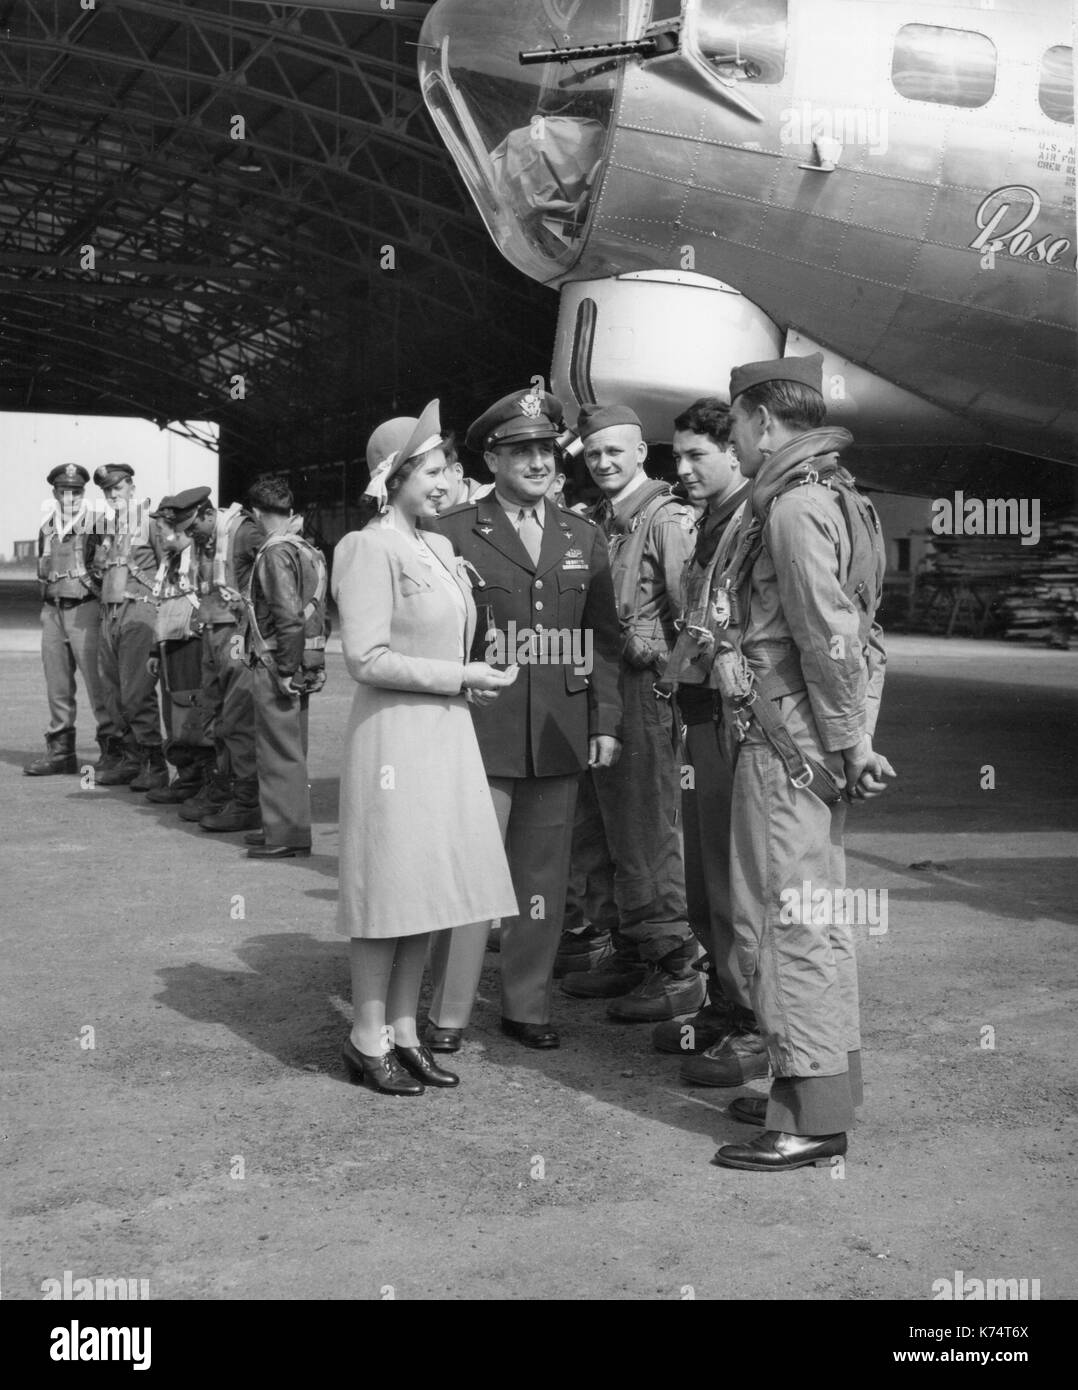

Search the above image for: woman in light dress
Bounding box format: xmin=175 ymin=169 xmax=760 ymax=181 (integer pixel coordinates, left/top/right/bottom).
xmin=331 ymin=399 xmax=518 ymax=1096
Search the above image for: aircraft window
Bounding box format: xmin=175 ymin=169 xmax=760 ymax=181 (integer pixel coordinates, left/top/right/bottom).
xmin=692 ymin=0 xmax=787 ymax=85
xmin=891 ymin=24 xmax=997 ymax=109
xmin=1039 ymin=46 xmax=1073 ymax=124
xmin=649 ymin=0 xmax=682 ymax=22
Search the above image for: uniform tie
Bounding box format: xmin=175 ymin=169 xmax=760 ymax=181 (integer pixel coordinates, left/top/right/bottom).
xmin=517 ymin=507 xmax=543 ymax=565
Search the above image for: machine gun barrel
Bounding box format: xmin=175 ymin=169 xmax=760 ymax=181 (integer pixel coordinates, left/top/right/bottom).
xmin=519 ymin=38 xmax=658 ymax=66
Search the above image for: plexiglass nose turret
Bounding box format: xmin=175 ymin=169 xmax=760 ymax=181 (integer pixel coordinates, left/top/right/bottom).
xmin=419 ymin=0 xmax=627 ymax=283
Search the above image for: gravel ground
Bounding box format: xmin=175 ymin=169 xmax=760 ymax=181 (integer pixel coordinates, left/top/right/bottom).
xmin=2 ymin=616 xmax=1077 ymax=1301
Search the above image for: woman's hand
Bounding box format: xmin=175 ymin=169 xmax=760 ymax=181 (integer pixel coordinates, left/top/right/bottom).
xmin=463 ymin=662 xmax=519 ymax=705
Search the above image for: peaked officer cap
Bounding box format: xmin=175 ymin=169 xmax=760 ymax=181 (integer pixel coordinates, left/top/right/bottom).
xmin=466 ymin=388 xmax=563 ymax=454
xmin=576 ymin=403 xmax=643 ymax=441
xmin=47 ymin=463 xmax=89 ymax=489
xmin=729 ymin=352 xmax=824 ymax=402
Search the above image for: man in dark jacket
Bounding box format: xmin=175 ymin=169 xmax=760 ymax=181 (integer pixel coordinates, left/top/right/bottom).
xmin=243 ymin=478 xmax=328 ymax=860
xmin=427 ymin=388 xmax=623 ymax=1049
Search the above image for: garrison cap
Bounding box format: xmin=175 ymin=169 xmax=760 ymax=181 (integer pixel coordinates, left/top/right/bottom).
xmin=729 ymin=351 xmax=824 ymax=402
xmin=93 ymin=462 xmax=135 ymax=488
xmin=150 ymin=486 xmax=212 ymax=523
xmin=156 ymin=485 xmax=213 ymax=525
xmin=466 ymin=388 xmax=563 ymax=454
xmin=47 ymin=463 xmax=89 ymax=489
xmin=577 ymin=403 xmax=643 ymax=441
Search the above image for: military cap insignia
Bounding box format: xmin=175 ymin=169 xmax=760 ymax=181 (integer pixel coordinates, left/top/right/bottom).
xmin=519 ymin=390 xmax=543 ymax=420
xmin=65 ymin=464 xmax=77 ymax=478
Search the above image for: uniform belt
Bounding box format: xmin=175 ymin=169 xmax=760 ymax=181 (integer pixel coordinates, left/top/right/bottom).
xmin=45 ymin=594 xmax=96 ymax=608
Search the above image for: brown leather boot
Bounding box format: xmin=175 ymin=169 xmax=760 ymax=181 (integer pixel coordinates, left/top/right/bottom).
xmin=199 ymin=776 xmax=261 ymax=832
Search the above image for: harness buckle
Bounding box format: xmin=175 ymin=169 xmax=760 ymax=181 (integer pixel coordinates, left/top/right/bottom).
xmin=790 ymin=764 xmax=814 ymax=790
xmin=653 ymin=683 xmax=672 ymax=701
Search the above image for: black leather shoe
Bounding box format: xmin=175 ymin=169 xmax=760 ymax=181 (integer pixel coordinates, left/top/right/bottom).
xmin=729 ymin=1095 xmax=768 ymax=1127
xmin=341 ymin=1038 xmax=424 ymax=1096
xmin=501 ymin=1017 xmax=559 ymax=1049
xmin=246 ymin=844 xmax=311 ymax=859
xmin=395 ymin=1044 xmax=459 ymax=1088
xmin=244 ymin=830 xmax=266 ymax=846
xmin=426 ymin=1025 xmax=463 ymax=1053
xmin=711 ymin=1129 xmax=847 ymax=1171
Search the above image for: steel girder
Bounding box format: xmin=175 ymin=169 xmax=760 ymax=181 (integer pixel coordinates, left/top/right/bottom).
xmin=0 ymin=0 xmax=556 ymax=480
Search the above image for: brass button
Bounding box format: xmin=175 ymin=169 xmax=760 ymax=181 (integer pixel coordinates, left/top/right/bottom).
xmin=535 ymin=601 xmax=544 ymax=612
xmin=534 ymin=579 xmax=543 ymax=589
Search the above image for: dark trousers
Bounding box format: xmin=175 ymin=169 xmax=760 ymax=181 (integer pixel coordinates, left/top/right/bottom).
xmin=683 ymin=718 xmax=751 ymax=1012
xmin=563 ymin=771 xmax=618 ymax=936
xmin=194 ymin=624 xmax=257 ymax=782
xmin=429 ymin=773 xmax=579 ymax=1026
xmin=99 ymin=602 xmax=162 ymax=747
xmin=252 ymin=664 xmax=311 ymax=848
xmin=588 ymin=668 xmax=692 ymax=963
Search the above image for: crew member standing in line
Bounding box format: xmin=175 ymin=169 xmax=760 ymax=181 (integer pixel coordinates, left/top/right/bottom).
xmin=183 ymin=494 xmax=264 ymax=832
xmin=243 ymin=478 xmax=329 ymax=860
xmin=24 ymin=464 xmax=114 ymax=777
xmin=657 ymin=398 xmax=768 ymax=1087
xmin=144 ymin=489 xmax=210 ymax=798
xmin=710 ymin=353 xmax=894 ymax=1173
xmin=92 ymin=463 xmax=166 ymax=790
xmin=427 ymin=388 xmax=623 ymax=1051
xmin=559 ymin=404 xmax=700 ymax=1023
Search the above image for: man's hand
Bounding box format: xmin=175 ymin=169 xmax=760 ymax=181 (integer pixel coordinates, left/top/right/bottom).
xmin=588 ymin=735 xmax=621 ymax=769
xmin=841 ymin=734 xmax=896 ymax=800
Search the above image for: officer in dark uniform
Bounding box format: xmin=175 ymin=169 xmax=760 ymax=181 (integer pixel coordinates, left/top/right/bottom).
xmin=427 ymin=388 xmax=623 ymax=1049
xmin=92 ymin=462 xmax=166 ymax=789
xmin=24 ymin=463 xmax=115 ymax=776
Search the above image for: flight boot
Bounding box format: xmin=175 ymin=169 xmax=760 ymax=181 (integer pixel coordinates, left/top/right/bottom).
xmin=560 ymin=948 xmax=648 ymax=999
xmin=178 ymin=766 xmax=232 ymax=822
xmin=652 ymin=966 xmax=744 ymax=1054
xmin=145 ymin=754 xmax=210 ymax=805
xmin=130 ymin=745 xmax=169 ymax=792
xmin=199 ymin=776 xmax=262 ymax=833
xmin=680 ymin=1018 xmax=771 ymax=1087
xmin=96 ymin=736 xmax=142 ymax=786
xmin=91 ymin=735 xmax=124 ymax=777
xmin=554 ymin=923 xmax=614 ymax=979
xmin=606 ymin=942 xmax=706 ymax=1023
xmin=23 ymin=730 xmax=78 ymax=776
